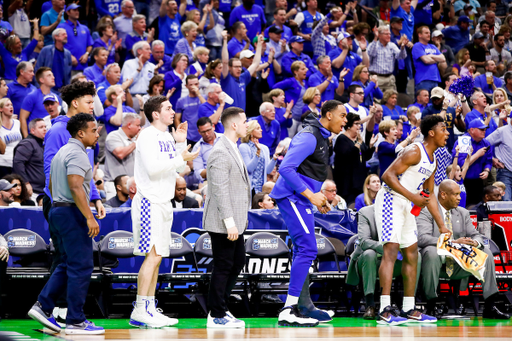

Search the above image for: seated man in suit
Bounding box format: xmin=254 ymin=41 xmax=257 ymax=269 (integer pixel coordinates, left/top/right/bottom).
xmin=347 ymin=205 xmax=421 ymax=320
xmin=171 ymin=177 xmax=199 ymax=208
xmin=417 ymin=179 xmax=510 ymax=319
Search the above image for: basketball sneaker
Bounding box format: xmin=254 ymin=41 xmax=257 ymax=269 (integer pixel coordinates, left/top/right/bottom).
xmin=148 ymin=299 xmax=179 ymax=326
xmin=377 ymin=306 xmax=408 ymax=326
xmin=65 ymin=320 xmax=104 ymax=335
xmin=400 ymin=309 xmax=438 ymax=323
xmin=299 ymin=307 xmax=333 ymax=323
xmin=207 ymin=312 xmax=244 ymax=328
xmin=28 ymin=302 xmax=61 ymax=333
xmin=129 ymin=301 xmax=167 ymax=328
xmin=278 ymin=305 xmax=319 ymax=327
xmin=226 ymin=311 xmax=246 ymax=327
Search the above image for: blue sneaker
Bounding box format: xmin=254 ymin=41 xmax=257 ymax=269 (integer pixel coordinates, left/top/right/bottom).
xmin=299 ymin=307 xmax=333 ymax=323
xmin=27 ymin=302 xmax=61 ymax=333
xmin=377 ymin=306 xmax=408 ymax=326
xmin=65 ymin=320 xmax=105 ymax=334
xmin=401 ymin=309 xmax=437 ymax=323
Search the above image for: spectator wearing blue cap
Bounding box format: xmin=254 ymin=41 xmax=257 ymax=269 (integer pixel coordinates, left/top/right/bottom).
xmin=40 ymin=0 xmax=65 ymax=46
xmin=442 ymin=16 xmax=471 ymax=55
xmin=328 ymin=32 xmax=366 ymax=92
xmin=7 ymin=62 xmax=36 ymax=119
xmin=42 ymin=93 xmax=61 ymax=129
xmin=264 ymin=8 xmax=293 ymax=44
xmin=35 ymin=28 xmax=73 ymax=93
xmin=229 ymin=0 xmax=266 ymax=42
xmin=158 ymin=0 xmax=186 ymax=56
xmin=412 ymin=25 xmax=446 ymax=94
xmin=83 ymin=47 xmax=109 ymax=86
xmin=452 ymin=118 xmax=493 ymax=206
xmin=57 ymin=4 xmax=93 ymax=73
xmin=281 ymin=36 xmax=317 ymax=79
xmin=474 ymin=60 xmax=504 ymax=97
xmin=227 ymin=21 xmax=255 ymax=59
xmin=0 ymin=18 xmax=39 ymax=81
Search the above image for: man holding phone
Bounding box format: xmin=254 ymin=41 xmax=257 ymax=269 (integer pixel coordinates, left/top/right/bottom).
xmin=451 ymin=118 xmax=493 ymax=207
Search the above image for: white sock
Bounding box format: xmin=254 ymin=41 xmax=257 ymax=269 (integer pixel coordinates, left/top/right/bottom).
xmin=380 ymin=295 xmax=391 ymax=313
xmin=284 ymin=295 xmax=299 ymax=307
xmin=136 ymin=295 xmax=148 ymax=309
xmin=403 ymin=296 xmax=415 ymax=312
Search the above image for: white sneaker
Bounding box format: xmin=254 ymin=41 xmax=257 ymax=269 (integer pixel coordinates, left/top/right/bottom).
xmin=207 ymin=313 xmax=244 ymax=328
xmin=326 ymin=310 xmax=335 ymax=318
xmin=226 ymin=311 xmax=245 ymax=328
xmin=129 ymin=304 xmax=166 ymax=329
xmin=149 ymin=300 xmax=178 ymax=327
xmin=278 ymin=305 xmax=319 ymax=327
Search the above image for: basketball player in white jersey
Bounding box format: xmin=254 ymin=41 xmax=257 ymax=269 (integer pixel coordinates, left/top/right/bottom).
xmin=129 ymin=96 xmax=199 ymax=328
xmin=374 ymin=115 xmax=452 ymax=325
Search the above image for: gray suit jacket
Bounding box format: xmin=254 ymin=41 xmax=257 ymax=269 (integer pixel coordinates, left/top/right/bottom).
xmin=416 ymin=205 xmax=485 ymax=250
xmin=203 ymin=135 xmax=251 ymax=234
xmin=347 ymin=205 xmax=384 ymax=285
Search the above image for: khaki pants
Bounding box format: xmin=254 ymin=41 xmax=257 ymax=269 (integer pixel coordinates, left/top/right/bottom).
xmin=376 ymin=75 xmax=397 ymax=93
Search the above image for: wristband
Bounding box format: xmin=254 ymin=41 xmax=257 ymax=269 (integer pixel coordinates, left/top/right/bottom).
xmin=362 ymin=49 xmax=367 ymax=52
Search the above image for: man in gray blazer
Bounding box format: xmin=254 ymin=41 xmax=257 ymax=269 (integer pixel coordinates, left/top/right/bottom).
xmin=203 ymin=107 xmax=251 ymax=328
xmin=417 ymin=179 xmax=509 ymax=319
xmin=347 ymin=205 xmax=421 ymax=320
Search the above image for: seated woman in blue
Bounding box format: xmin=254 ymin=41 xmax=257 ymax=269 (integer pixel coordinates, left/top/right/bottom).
xmin=351 ymin=65 xmax=383 ymax=109
xmin=301 ymin=87 xmax=321 ymax=117
xmin=272 ymin=60 xmax=309 ymax=137
xmin=164 ymin=53 xmax=190 ymax=109
xmin=190 ymin=47 xmax=210 ymax=76
xmin=382 ymin=89 xmax=405 ymax=121
xmin=354 ymin=174 xmax=381 ymax=211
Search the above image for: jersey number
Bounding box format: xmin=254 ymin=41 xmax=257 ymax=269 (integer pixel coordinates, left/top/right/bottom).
xmin=417 ymin=177 xmax=427 ymax=191
xmin=108 ymin=3 xmax=119 ymax=14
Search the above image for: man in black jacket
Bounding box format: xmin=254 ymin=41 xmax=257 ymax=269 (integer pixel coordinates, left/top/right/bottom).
xmin=171 ymin=177 xmax=199 ymax=208
xmin=13 ymin=118 xmax=47 ymax=199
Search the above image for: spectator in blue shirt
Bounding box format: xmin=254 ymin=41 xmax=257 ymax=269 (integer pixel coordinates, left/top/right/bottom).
xmin=101 ymin=84 xmax=137 ymax=133
xmin=308 ymin=55 xmax=344 ymax=103
xmin=7 ymin=62 xmax=36 ymax=118
xmin=113 ymin=0 xmax=135 ymax=47
xmin=84 ymin=47 xmax=109 ymax=86
xmin=158 ymin=0 xmax=186 ymax=56
xmin=413 ymin=0 xmax=433 ymax=27
xmin=229 ymin=0 xmax=266 ymax=41
xmin=281 ymin=35 xmax=317 ymax=78
xmin=452 ymin=118 xmax=493 ymax=207
xmin=227 ymin=21 xmax=254 ymax=59
xmin=164 ymin=53 xmax=189 ymax=109
xmin=35 ymin=28 xmax=73 ymax=92
xmin=92 ymin=22 xmax=120 ymax=65
xmin=40 ymin=0 xmax=65 ymax=46
xmin=412 ymin=25 xmax=446 ymax=94
xmin=264 ymin=8 xmax=293 ymax=43
xmin=268 ymin=88 xmax=293 ymax=140
xmin=351 ymin=65 xmax=383 ymax=108
xmin=19 ymin=67 xmax=59 ymax=137
xmin=191 ymin=116 xmax=222 ymax=182
xmin=175 ymin=75 xmax=205 ymax=144
xmin=382 ymin=89 xmax=405 ymax=120
xmin=465 ymin=90 xmax=499 ymax=137
xmin=94 ymin=0 xmax=122 ymax=17
xmin=391 ymin=0 xmax=416 ymax=41
xmin=198 ymin=83 xmax=226 ymax=133
xmin=251 ymin=102 xmax=281 ymax=155
xmin=125 ymin=14 xmax=154 ymax=60
xmin=220 ymin=31 xmax=263 ymax=111
xmin=294 ymin=0 xmax=324 ymax=55
xmin=57 ymin=4 xmax=93 ymax=72
xmin=408 ymin=89 xmax=429 ymax=112
xmin=97 ymin=63 xmax=134 ymax=107
xmin=442 ymin=15 xmax=471 ymax=55
xmin=0 ymin=19 xmax=39 ymax=81
xmin=149 ymin=40 xmax=173 ymax=74
xmin=474 ymin=60 xmax=504 ymax=96
xmin=377 ymin=119 xmax=400 ymax=177
xmin=175 ymin=21 xmax=199 ymax=61
xmin=328 ymin=32 xmax=365 ymax=89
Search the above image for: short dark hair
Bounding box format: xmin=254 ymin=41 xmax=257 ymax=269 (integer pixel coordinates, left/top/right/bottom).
xmin=197 ymin=116 xmax=212 ymax=128
xmin=97 ymin=22 xmax=113 ymax=37
xmin=220 ymin=107 xmax=245 ymax=127
xmin=35 ymin=67 xmax=52 ymax=85
xmin=348 ymin=84 xmax=362 ymax=94
xmin=144 ymin=95 xmax=168 ymax=123
xmin=345 ymin=112 xmax=361 ymax=129
xmin=480 ymin=20 xmax=490 ymax=28
xmin=114 ymin=174 xmax=127 ymax=190
xmin=67 ymin=113 xmax=96 ymax=138
xmin=483 ymin=185 xmax=498 ymax=199
xmin=505 ymin=71 xmax=512 ymax=84
xmin=494 ymin=33 xmax=504 ymax=42
xmin=321 ymin=100 xmax=343 ymax=118
xmin=16 ymin=62 xmax=30 ymax=78
xmin=416 ymin=89 xmax=428 ymax=98
xmin=60 ymin=81 xmax=96 ymax=107
xmin=171 ymin=53 xmax=189 ymax=69
xmin=29 ymin=118 xmax=45 ymax=131
xmin=443 ymin=72 xmax=456 ymax=86
xmin=420 ymin=114 xmax=444 ymax=137
xmin=91 ymin=47 xmax=107 ymax=60
xmin=231 ymin=21 xmax=245 ymax=35
xmin=185 ymin=74 xmax=198 ymax=85
xmin=274 ymin=7 xmax=286 ymax=15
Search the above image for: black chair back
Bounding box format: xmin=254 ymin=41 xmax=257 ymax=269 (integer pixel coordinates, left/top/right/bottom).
xmin=345 ymin=234 xmax=358 ymax=256
xmin=98 ymin=230 xmax=135 ymax=259
xmin=169 ymin=232 xmax=194 ymax=258
xmin=244 ymin=232 xmax=290 ymax=258
xmin=5 ymin=229 xmax=48 ymax=257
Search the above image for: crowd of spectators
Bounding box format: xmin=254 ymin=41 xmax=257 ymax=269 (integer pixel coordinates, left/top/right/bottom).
xmin=0 ymin=0 xmax=512 ymax=214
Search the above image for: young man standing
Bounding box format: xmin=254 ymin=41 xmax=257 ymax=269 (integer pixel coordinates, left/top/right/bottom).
xmin=129 ymin=95 xmax=199 ymax=328
xmin=375 ymin=115 xmax=451 ymax=325
xmin=270 ymin=100 xmax=348 ymax=327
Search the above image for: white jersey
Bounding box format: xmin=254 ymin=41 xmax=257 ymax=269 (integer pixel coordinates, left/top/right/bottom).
xmin=134 ymin=125 xmax=187 ymax=203
xmin=0 ymin=120 xmax=22 ymax=168
xmin=344 ymin=103 xmax=368 ymax=132
xmin=383 ymin=142 xmax=437 ymax=198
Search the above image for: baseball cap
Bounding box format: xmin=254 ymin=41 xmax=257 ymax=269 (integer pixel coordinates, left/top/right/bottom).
xmin=463 ymin=4 xmax=473 ymax=10
xmin=269 ymin=26 xmax=284 ymax=34
xmin=474 ymin=32 xmax=485 ymax=39
xmin=0 ymin=179 xmax=14 ymax=192
xmin=430 ymin=87 xmax=444 ymax=99
xmin=239 ymin=50 xmax=255 ymax=59
xmin=66 ymin=3 xmax=81 ymax=11
xmin=458 ymin=15 xmax=471 ymax=23
xmin=337 ymin=31 xmax=355 ymax=43
xmin=43 ymin=94 xmax=59 ymax=104
xmin=468 ymin=118 xmax=488 ymax=130
xmin=432 ymin=30 xmax=443 ymax=38
xmin=289 ymin=36 xmax=305 ymax=44
xmin=252 ymin=36 xmax=269 ymax=44
xmin=390 ymin=17 xmax=404 ymax=24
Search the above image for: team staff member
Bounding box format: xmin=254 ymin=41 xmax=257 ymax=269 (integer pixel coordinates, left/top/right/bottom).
xmin=28 ymin=113 xmax=105 ymax=335
xmin=270 ymin=100 xmax=348 ymax=327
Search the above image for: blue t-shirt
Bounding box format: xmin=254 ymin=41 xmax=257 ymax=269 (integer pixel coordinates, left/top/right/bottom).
xmin=264 ymin=24 xmax=293 ymax=43
xmin=94 ymin=0 xmax=122 ymax=17
xmin=159 ymin=14 xmax=183 ymax=56
xmin=414 ymin=0 xmax=433 ymax=26
xmin=220 ymin=70 xmax=252 ymax=111
xmin=58 ymin=20 xmax=93 ymax=71
xmin=328 ymin=47 xmax=361 ymax=87
xmin=41 ymin=8 xmax=65 ymax=46
xmin=176 ymin=96 xmax=202 ymax=142
xmin=229 ymin=5 xmax=266 ymax=41
xmin=21 ymin=89 xmax=62 ymax=122
xmin=412 ymin=42 xmax=441 ymax=84
xmin=84 ymin=64 xmax=106 ymax=87
xmin=219 ymin=0 xmax=231 ymax=12
xmin=7 ymin=81 xmax=36 ymax=118
xmin=390 ymin=6 xmax=414 ymax=41
xmin=378 ymin=141 xmax=397 ymax=177
xmin=456 ymin=177 xmax=467 ymax=208
xmin=102 ymin=105 xmax=136 ymax=134
xmin=53 ymin=49 xmax=65 ymax=89
xmin=253 ymin=115 xmax=280 ymax=155
xmin=92 ymin=39 xmax=116 ymax=65
xmin=198 ymin=102 xmax=224 ymax=133
xmin=382 ymin=105 xmax=405 ymax=120
xmin=227 ymin=37 xmax=255 ymax=59
xmin=308 ymin=73 xmax=339 ymax=103
xmin=275 ymin=107 xmax=293 ymax=140
xmin=354 ymin=193 xmax=371 ymax=211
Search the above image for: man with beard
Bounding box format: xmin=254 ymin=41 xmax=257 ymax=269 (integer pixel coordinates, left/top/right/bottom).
xmin=489 ymin=34 xmax=512 ymax=75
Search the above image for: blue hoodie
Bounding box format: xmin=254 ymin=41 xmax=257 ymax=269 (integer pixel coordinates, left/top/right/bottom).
xmin=43 ymin=115 xmax=101 ymax=201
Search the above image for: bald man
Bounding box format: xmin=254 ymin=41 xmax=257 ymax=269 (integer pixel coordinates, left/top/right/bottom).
xmin=417 ymin=179 xmax=509 ymax=319
xmin=171 ymin=177 xmax=199 ymax=208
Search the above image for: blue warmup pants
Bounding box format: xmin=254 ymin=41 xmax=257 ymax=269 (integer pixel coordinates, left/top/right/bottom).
xmin=38 ymin=206 xmax=94 ymax=325
xmin=276 ymin=198 xmax=317 ymax=297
